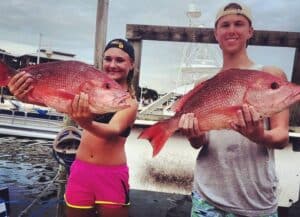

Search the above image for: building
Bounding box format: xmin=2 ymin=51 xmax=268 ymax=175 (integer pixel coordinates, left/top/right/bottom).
xmin=0 ymin=48 xmax=76 ymax=70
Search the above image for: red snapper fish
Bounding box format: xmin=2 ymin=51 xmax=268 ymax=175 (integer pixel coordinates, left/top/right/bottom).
xmin=139 ymin=68 xmax=300 ymax=157
xmin=0 ymin=60 xmax=130 ymax=114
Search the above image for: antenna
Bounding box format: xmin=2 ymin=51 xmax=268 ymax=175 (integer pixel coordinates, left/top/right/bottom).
xmin=37 ymin=33 xmax=42 ymax=64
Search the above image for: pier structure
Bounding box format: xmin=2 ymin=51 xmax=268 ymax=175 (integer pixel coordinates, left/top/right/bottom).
xmin=136 ymin=3 xmax=221 ymax=121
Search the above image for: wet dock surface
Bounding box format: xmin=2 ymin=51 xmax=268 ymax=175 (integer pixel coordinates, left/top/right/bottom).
xmin=129 ymin=189 xmax=300 ymax=217
xmin=129 ymin=189 xmax=192 ymax=217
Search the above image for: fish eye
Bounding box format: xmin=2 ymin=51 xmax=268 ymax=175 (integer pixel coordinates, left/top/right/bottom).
xmin=105 ymin=83 xmax=110 ymax=89
xmin=270 ymin=82 xmax=280 ymax=90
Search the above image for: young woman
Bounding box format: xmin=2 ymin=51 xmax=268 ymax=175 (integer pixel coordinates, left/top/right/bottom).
xmin=179 ymin=3 xmax=289 ymax=217
xmin=8 ymin=38 xmax=138 ymax=217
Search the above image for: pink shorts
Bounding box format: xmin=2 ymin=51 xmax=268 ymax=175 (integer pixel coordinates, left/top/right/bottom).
xmin=65 ymin=159 xmax=129 ymax=209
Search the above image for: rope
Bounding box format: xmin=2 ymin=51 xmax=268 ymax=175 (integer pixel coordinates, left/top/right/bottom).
xmin=17 ymin=169 xmax=61 ymax=217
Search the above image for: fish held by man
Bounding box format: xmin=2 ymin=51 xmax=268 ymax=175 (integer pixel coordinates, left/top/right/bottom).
xmin=139 ymin=68 xmax=300 ymax=157
xmin=0 ymin=60 xmax=130 ymax=114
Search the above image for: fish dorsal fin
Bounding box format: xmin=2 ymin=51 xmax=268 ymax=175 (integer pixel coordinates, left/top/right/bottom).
xmin=171 ymin=80 xmax=206 ymax=112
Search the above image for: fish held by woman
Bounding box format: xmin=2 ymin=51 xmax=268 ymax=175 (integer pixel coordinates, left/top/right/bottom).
xmin=0 ymin=60 xmax=130 ymax=114
xmin=139 ymin=68 xmax=300 ymax=157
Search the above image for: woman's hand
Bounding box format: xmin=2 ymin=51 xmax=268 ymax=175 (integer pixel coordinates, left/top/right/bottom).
xmin=68 ymin=93 xmax=95 ymax=129
xmin=231 ymin=104 xmax=265 ymax=144
xmin=178 ymin=113 xmax=207 ymax=149
xmin=7 ymin=71 xmax=33 ymax=101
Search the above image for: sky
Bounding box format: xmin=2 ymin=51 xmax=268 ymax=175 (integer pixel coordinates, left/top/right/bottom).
xmin=0 ymin=0 xmax=299 ymax=93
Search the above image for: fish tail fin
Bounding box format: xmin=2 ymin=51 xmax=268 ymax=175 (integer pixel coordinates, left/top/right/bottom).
xmin=138 ymin=119 xmax=178 ymax=157
xmin=0 ymin=60 xmax=16 ymax=86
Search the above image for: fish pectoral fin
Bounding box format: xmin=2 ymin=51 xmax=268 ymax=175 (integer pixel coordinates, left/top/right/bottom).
xmin=208 ymin=106 xmax=241 ymax=125
xmin=42 ymin=94 xmax=72 ymax=113
xmin=38 ymin=88 xmax=75 ymax=113
xmin=43 ymin=88 xmax=75 ymax=100
xmin=213 ymin=106 xmax=241 ymax=115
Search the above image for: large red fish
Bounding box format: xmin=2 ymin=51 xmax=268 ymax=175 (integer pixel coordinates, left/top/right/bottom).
xmin=0 ymin=60 xmax=130 ymax=114
xmin=139 ymin=68 xmax=300 ymax=157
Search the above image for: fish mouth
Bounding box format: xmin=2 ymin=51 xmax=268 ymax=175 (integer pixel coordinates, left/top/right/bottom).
xmin=285 ymin=91 xmax=300 ymax=105
xmin=116 ymin=94 xmax=130 ymax=108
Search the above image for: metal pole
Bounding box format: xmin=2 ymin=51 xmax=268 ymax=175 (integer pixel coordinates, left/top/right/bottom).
xmin=37 ymin=33 xmax=42 ymax=64
xmin=94 ymin=0 xmax=109 ymax=69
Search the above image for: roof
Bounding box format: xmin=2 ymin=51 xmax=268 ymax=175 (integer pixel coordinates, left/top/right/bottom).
xmin=25 ymin=49 xmax=76 ymax=61
xmin=0 ymin=47 xmax=76 ymax=61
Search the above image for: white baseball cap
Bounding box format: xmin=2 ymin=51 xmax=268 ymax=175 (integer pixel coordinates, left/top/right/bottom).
xmin=215 ymin=2 xmax=252 ymax=26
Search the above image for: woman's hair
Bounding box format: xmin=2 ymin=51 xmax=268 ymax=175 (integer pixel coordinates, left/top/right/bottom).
xmin=103 ymin=38 xmax=136 ymax=98
xmin=126 ymin=69 xmax=135 ymax=98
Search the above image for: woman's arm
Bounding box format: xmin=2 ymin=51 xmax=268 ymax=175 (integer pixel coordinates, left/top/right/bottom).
xmin=69 ymin=92 xmax=138 ymax=138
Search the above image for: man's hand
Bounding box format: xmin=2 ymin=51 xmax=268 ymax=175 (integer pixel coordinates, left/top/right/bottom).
xmin=230 ymin=104 xmax=265 ymax=144
xmin=179 ymin=113 xmax=207 ymax=149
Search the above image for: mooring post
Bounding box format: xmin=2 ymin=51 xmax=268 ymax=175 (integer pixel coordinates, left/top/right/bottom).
xmin=56 ymin=165 xmax=67 ymax=217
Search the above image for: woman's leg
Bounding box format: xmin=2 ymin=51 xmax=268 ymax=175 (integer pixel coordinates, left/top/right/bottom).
xmin=66 ymin=206 xmax=97 ymax=217
xmin=96 ymin=205 xmax=129 ymax=217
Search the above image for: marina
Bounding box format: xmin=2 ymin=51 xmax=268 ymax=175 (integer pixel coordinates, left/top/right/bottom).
xmin=0 ymin=39 xmax=299 ymax=217
xmin=0 ymin=100 xmax=64 ymax=140
xmin=0 ymin=1 xmax=299 ymax=216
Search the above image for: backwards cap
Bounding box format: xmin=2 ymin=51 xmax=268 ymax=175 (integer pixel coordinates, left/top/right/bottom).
xmin=104 ymin=38 xmax=135 ymax=60
xmin=215 ymin=2 xmax=252 ymax=26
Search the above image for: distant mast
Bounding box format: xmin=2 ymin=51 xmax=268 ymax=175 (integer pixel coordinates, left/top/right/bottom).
xmin=37 ymin=33 xmax=42 ymax=64
xmin=175 ymin=2 xmax=221 ymax=94
xmin=186 ymin=2 xmax=201 ymax=27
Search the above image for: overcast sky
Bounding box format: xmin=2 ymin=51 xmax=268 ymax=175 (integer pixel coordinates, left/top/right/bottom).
xmin=0 ymin=0 xmax=299 ymax=93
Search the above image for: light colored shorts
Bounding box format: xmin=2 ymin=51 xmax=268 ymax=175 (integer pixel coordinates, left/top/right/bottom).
xmin=65 ymin=159 xmax=130 ymax=209
xmin=191 ymin=191 xmax=278 ymax=217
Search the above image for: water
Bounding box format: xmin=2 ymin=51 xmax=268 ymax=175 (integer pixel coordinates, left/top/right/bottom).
xmin=0 ymin=136 xmax=60 ymax=217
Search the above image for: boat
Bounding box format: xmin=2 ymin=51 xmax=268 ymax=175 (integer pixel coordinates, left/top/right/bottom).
xmin=0 ymin=99 xmax=64 ymax=140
